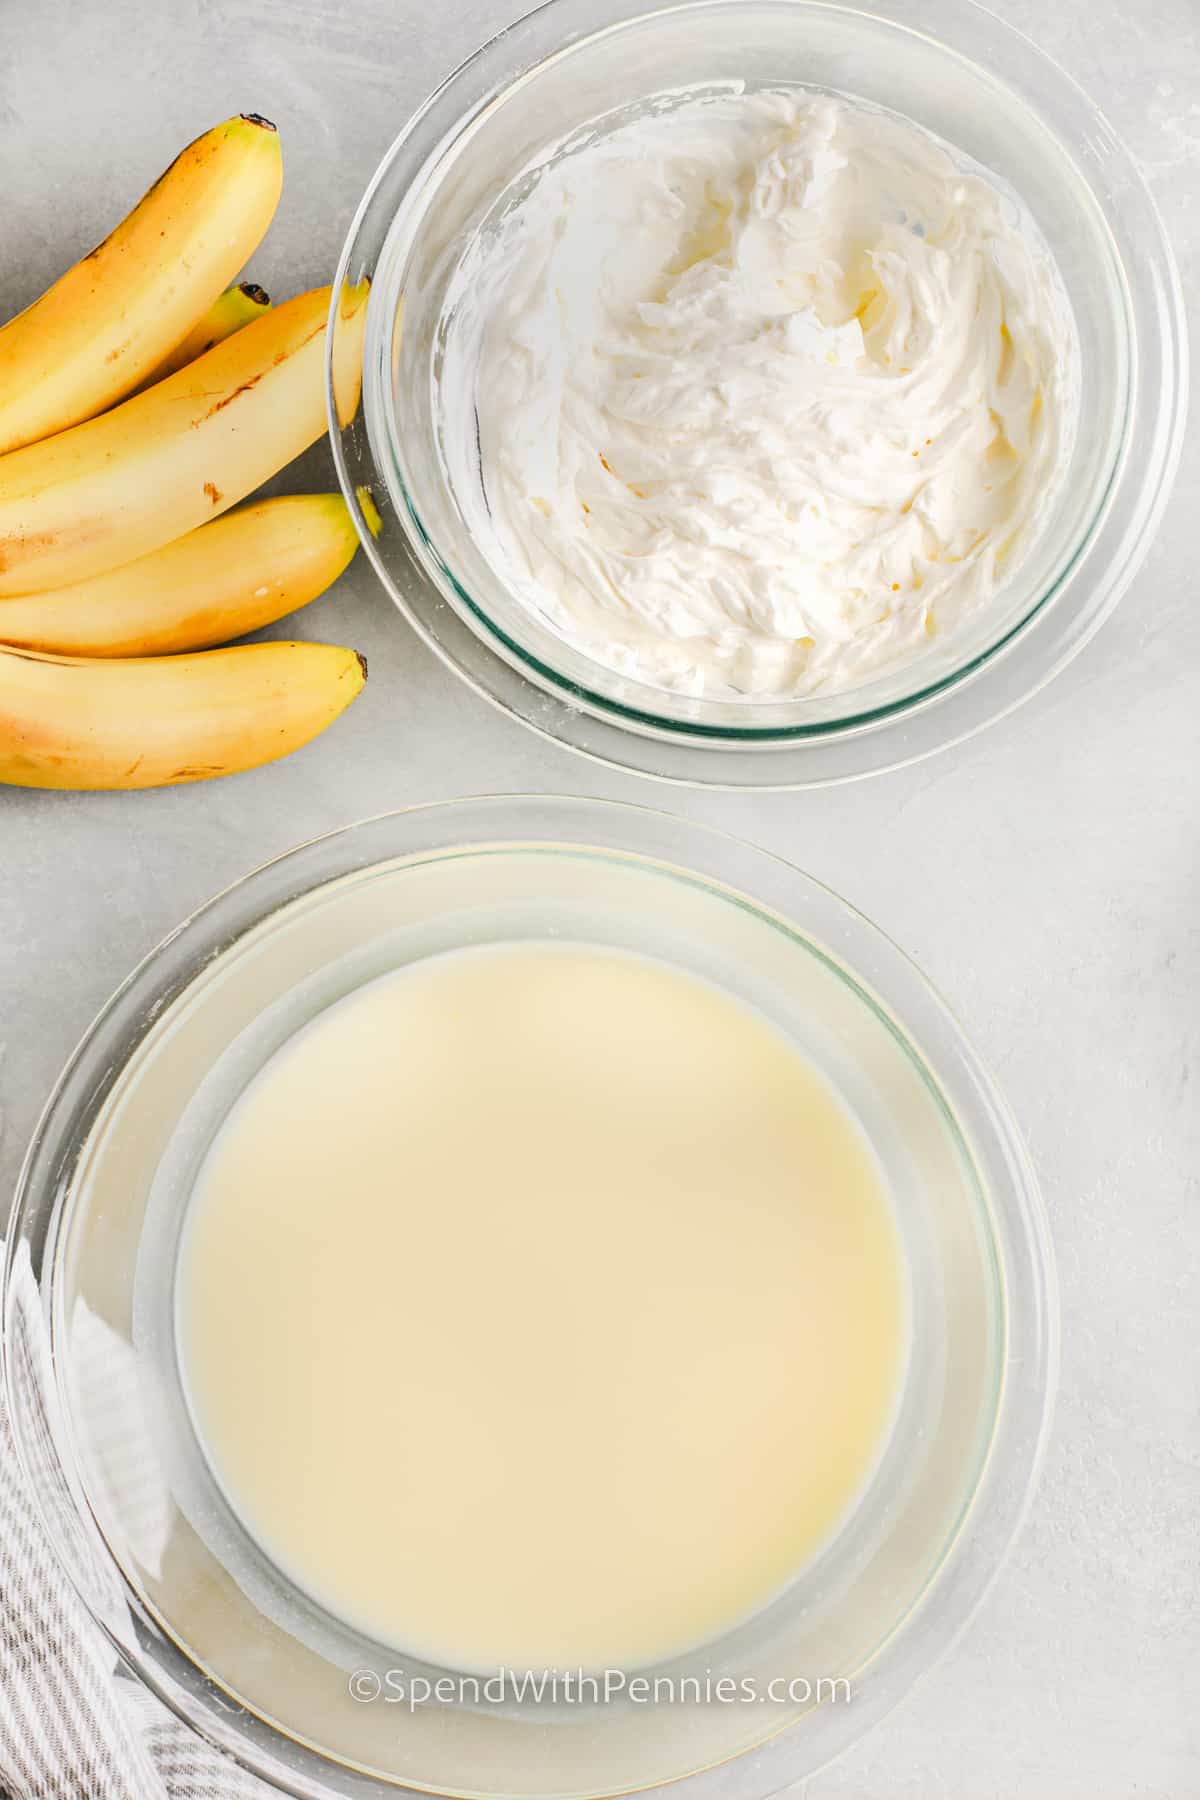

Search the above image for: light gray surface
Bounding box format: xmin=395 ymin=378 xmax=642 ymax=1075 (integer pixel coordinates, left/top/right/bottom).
xmin=0 ymin=3 xmax=1196 ymax=1796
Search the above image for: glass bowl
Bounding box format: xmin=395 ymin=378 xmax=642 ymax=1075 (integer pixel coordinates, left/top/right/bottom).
xmin=327 ymin=0 xmax=1186 ymax=788
xmin=4 ymin=797 xmax=1057 ymax=1798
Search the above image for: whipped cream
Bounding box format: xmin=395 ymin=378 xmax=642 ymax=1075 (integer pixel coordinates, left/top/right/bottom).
xmin=438 ymin=89 xmax=1079 ymax=701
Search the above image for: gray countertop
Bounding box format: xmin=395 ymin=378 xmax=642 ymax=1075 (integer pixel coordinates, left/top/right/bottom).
xmin=1 ymin=2 xmax=1197 ymax=1795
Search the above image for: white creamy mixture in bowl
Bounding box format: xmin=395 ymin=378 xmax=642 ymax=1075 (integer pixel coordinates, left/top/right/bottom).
xmin=442 ymin=89 xmax=1079 ymax=702
xmin=330 ymin=0 xmax=1185 ymax=784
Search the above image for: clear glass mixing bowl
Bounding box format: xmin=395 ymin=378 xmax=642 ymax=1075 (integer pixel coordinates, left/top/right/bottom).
xmin=327 ymin=0 xmax=1186 ymax=787
xmin=4 ymin=797 xmax=1056 ymax=1797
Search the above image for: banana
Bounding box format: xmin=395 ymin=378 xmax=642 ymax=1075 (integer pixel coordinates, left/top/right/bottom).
xmin=135 ymin=282 xmax=272 ymax=391
xmin=0 ymin=640 xmax=366 ymax=790
xmin=0 ymin=494 xmax=358 ymax=656
xmin=0 ymin=116 xmax=283 ymax=454
xmin=0 ymin=282 xmax=368 ymax=597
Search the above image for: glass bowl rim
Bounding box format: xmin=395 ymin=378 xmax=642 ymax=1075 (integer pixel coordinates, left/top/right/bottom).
xmin=326 ymin=0 xmax=1188 ymax=788
xmin=3 ymin=795 xmax=1058 ymax=1797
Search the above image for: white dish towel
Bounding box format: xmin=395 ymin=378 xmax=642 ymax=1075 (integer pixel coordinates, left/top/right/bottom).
xmin=0 ymin=1235 xmax=277 ymax=1800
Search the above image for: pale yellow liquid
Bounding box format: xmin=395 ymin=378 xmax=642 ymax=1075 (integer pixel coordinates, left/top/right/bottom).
xmin=178 ymin=944 xmax=905 ymax=1671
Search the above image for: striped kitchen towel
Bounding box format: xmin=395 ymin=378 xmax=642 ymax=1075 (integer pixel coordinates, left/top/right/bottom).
xmin=0 ymin=1237 xmax=277 ymax=1800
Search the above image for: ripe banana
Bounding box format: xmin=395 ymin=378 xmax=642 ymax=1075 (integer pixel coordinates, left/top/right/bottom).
xmin=0 ymin=640 xmax=366 ymax=790
xmin=0 ymin=282 xmax=368 ymax=597
xmin=136 ymin=281 xmax=272 ymax=391
xmin=0 ymin=494 xmax=358 ymax=656
xmin=0 ymin=116 xmax=283 ymax=454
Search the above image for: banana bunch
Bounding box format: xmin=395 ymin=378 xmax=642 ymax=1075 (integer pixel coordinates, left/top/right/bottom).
xmin=0 ymin=115 xmax=370 ymax=789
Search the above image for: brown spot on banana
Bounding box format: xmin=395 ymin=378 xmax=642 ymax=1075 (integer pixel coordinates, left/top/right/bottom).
xmin=274 ymin=319 xmax=326 ymax=367
xmin=202 ymin=375 xmax=263 ymax=420
xmin=1 ymin=532 xmax=69 ymax=571
xmin=203 ymin=481 xmax=223 ymax=504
